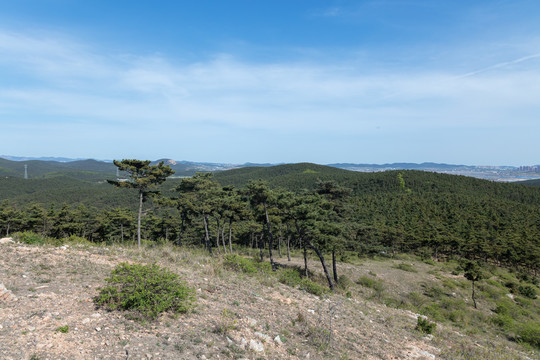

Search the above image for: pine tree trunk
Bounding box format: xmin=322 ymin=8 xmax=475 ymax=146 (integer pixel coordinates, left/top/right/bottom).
xmin=287 ymin=234 xmax=291 ymax=261
xmin=228 ymin=219 xmax=233 ymax=253
xmin=472 ymin=280 xmax=477 ymax=309
xmin=307 ymin=239 xmax=334 ymax=291
xmin=221 ymin=225 xmax=227 ymax=253
xmin=259 ymin=234 xmax=264 ymax=262
xmin=137 ymin=190 xmax=143 ymax=248
xmin=121 ymin=224 xmax=124 ymax=243
xmin=303 ymin=239 xmax=309 ymax=278
xmin=332 ymin=249 xmax=338 ymax=284
xmin=215 ymin=218 xmax=221 ymax=254
xmin=203 ymin=214 xmax=212 ymax=255
xmin=278 ymin=225 xmax=283 ymax=257
xmin=264 ymin=203 xmax=276 ymax=270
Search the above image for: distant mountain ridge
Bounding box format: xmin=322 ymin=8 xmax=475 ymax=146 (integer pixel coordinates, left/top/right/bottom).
xmin=2 ymin=156 xmax=539 ymax=182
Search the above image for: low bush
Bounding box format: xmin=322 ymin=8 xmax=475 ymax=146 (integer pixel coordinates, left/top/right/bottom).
xmin=517 ymin=285 xmax=537 ymax=299
xmin=394 ymin=263 xmax=417 ymax=273
xmin=357 ymin=275 xmax=384 ymax=292
xmin=336 ymin=275 xmax=353 ymax=290
xmin=223 ymin=254 xmax=272 ymax=274
xmin=277 ymin=268 xmax=328 ymax=296
xmin=14 ymin=231 xmax=59 ymax=246
xmin=516 ymin=321 xmax=540 ymax=348
xmin=223 ymin=254 xmax=258 ymax=274
xmin=94 ymin=263 xmax=196 ymax=320
xmin=299 ymin=278 xmax=328 ymax=297
xmin=278 ymin=268 xmax=302 ymax=286
xmin=415 ymin=316 xmax=436 ymax=334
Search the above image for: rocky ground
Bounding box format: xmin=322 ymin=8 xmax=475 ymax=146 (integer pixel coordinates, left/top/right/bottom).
xmin=0 ymin=241 xmax=534 ymax=359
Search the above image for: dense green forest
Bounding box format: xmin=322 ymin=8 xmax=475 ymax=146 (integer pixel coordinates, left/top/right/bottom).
xmin=1 ymin=162 xmax=539 ymax=281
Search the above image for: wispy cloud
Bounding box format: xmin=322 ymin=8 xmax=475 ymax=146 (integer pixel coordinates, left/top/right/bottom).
xmin=1 ymin=28 xmax=539 ymax=162
xmin=459 ymin=53 xmax=540 ymax=78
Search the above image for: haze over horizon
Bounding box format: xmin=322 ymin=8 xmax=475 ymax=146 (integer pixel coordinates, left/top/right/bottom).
xmin=1 ymin=1 xmax=539 ymax=166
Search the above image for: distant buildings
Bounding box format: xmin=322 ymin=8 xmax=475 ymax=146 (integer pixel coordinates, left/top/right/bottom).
xmin=518 ymin=166 xmax=540 ymax=173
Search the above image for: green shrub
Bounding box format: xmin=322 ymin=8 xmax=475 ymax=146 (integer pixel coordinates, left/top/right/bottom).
xmin=517 ymin=285 xmax=537 ymax=299
xmin=421 ymin=303 xmax=444 ymax=322
xmin=423 ymin=285 xmax=445 ymax=299
xmin=415 ymin=316 xmax=436 ymax=334
xmin=55 ymin=325 xmax=69 ymax=333
xmin=357 ymin=276 xmax=384 ymax=292
xmin=407 ymin=292 xmax=427 ymax=308
xmin=14 ymin=231 xmax=59 ymax=245
xmin=278 ymin=268 xmax=302 ymax=286
xmin=94 ymin=263 xmax=195 ymax=320
xmin=223 ymin=254 xmax=258 ymax=274
xmin=516 ymin=321 xmax=540 ymax=348
xmin=336 ymin=275 xmax=353 ymax=290
xmin=299 ymin=278 xmax=328 ymax=297
xmin=393 ymin=263 xmax=417 ymax=273
xmin=491 ymin=313 xmax=514 ymax=329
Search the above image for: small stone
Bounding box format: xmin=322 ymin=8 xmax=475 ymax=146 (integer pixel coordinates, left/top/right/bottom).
xmin=227 ymin=337 xmax=233 ymax=345
xmin=0 ymin=237 xmax=14 ymax=244
xmin=307 ymin=309 xmax=315 ymax=314
xmin=0 ymin=284 xmax=17 ymax=302
xmin=249 ymin=339 xmax=264 ymax=352
xmin=91 ymin=313 xmax=101 ymax=318
xmin=95 ymin=327 xmax=101 ymax=332
xmin=82 ymin=318 xmax=90 ymax=324
xmin=246 ymin=317 xmax=257 ymax=327
xmin=274 ymin=335 xmax=283 ymax=345
xmin=254 ymin=332 xmax=271 ymax=342
xmin=146 ymin=353 xmax=152 ymax=359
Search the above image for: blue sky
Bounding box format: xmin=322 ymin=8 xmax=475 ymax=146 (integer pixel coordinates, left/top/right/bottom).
xmin=1 ymin=0 xmax=539 ymax=165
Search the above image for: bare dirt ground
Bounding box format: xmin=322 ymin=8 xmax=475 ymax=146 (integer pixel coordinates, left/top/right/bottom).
xmin=0 ymin=242 xmax=533 ymax=360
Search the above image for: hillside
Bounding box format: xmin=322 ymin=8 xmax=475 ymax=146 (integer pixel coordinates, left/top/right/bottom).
xmin=520 ymin=178 xmax=540 ymax=186
xmin=0 ymin=176 xmax=138 ymax=209
xmin=215 ymin=163 xmax=540 ymax=204
xmin=0 ymin=240 xmax=537 ymax=359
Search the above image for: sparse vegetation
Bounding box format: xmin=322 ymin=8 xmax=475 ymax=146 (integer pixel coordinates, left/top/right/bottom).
xmin=55 ymin=325 xmax=69 ymax=333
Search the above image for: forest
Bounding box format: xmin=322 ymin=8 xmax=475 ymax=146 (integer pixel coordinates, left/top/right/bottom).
xmin=1 ymin=160 xmax=539 ymax=289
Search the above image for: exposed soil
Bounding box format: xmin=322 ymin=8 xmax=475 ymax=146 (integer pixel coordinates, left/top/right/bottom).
xmin=0 ymin=242 xmax=532 ymax=359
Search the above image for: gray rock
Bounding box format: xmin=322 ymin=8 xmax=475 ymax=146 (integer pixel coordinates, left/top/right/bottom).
xmin=249 ymin=339 xmax=264 ymax=352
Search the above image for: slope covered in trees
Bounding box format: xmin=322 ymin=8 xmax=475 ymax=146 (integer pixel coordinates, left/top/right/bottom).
xmin=1 ymin=162 xmax=539 ymax=275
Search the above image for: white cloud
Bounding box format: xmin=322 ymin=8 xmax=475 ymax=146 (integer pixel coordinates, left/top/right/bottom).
xmin=1 ymin=28 xmax=540 ymax=163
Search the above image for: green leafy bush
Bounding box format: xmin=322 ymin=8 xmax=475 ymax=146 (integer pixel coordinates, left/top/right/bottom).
xmin=299 ymin=278 xmax=328 ymax=296
xmin=279 ymin=268 xmax=302 ymax=286
xmin=336 ymin=274 xmax=353 ymax=290
xmin=357 ymin=275 xmax=384 ymax=292
xmin=394 ymin=263 xmax=417 ymax=273
xmin=223 ymin=254 xmax=271 ymax=274
xmin=517 ymin=285 xmax=537 ymax=299
xmin=223 ymin=254 xmax=258 ymax=274
xmin=415 ymin=316 xmax=436 ymax=334
xmin=277 ymin=268 xmax=328 ymax=296
xmin=516 ymin=321 xmax=540 ymax=348
xmin=94 ymin=263 xmax=195 ymax=320
xmin=14 ymin=231 xmax=59 ymax=245
xmin=55 ymin=325 xmax=69 ymax=333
